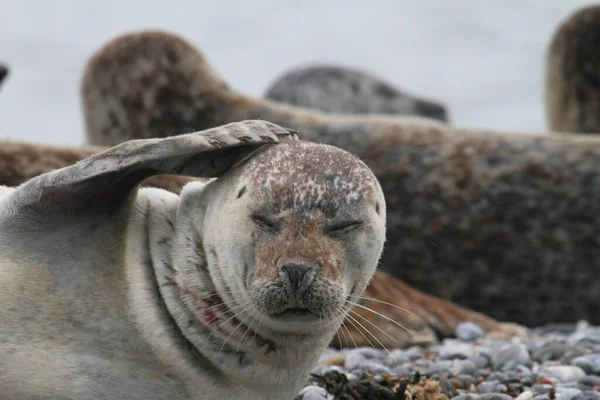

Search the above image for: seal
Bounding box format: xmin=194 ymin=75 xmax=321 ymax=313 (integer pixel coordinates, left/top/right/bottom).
xmin=545 ymin=4 xmax=600 ymax=134
xmin=81 ymin=30 xmax=446 ymax=149
xmin=0 ymin=63 xmax=8 ymax=90
xmin=263 ymin=65 xmax=449 ymax=121
xmin=0 ymin=120 xmax=387 ymax=399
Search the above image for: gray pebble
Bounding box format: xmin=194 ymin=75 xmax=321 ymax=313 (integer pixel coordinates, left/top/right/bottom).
xmin=515 ymin=391 xmax=534 ymax=400
xmin=477 ymin=381 xmax=506 ymax=394
xmin=311 ymin=365 xmax=344 ymax=375
xmin=572 ymin=392 xmax=600 ymax=400
xmin=298 ymin=385 xmax=327 ymax=397
xmin=569 ymin=328 xmax=600 ymax=345
xmin=480 ymin=394 xmax=514 ymax=400
xmin=492 ymin=344 xmax=530 ymax=370
xmin=578 ymin=375 xmax=600 ymax=389
xmin=532 ymin=396 xmax=551 ymax=400
xmin=344 ymin=352 xmax=366 ymax=370
xmin=453 ymin=395 xmax=481 ymax=400
xmin=476 ymin=369 xmax=491 ymax=378
xmin=385 ymin=347 xmax=422 ymax=366
xmin=354 ymin=361 xmax=390 ymax=375
xmin=532 ymin=384 xmax=555 ymax=395
xmin=470 ymin=352 xmax=493 ymax=369
xmin=557 ymin=389 xmax=583 ymax=400
xmin=457 ymin=322 xmax=486 ymax=342
xmin=427 ymin=360 xmax=454 ymax=374
xmin=532 ymin=342 xmax=568 ymax=362
xmin=572 ymin=354 xmax=600 ymax=375
xmin=391 ymin=365 xmax=411 ymax=376
xmin=302 ymin=395 xmax=327 ymax=400
xmin=453 ymin=359 xmax=478 ymax=376
xmin=541 ymin=366 xmax=586 ymax=382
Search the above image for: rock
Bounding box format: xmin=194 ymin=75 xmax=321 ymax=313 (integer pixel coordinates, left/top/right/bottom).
xmin=477 ymin=381 xmax=506 ymax=394
xmin=353 ymin=361 xmax=390 ymax=375
xmin=439 ymin=341 xmax=476 ymax=359
xmin=344 ymin=352 xmax=366 ymax=371
xmin=479 ymin=394 xmax=514 ymax=400
xmin=532 ymin=384 xmax=555 ymax=395
xmin=571 ymin=354 xmax=600 ymax=375
xmin=391 ymin=365 xmax=411 ymax=376
xmin=515 ymin=391 xmax=534 ymax=400
xmin=541 ymin=366 xmax=586 ymax=382
xmin=427 ymin=360 xmax=454 ymax=374
xmin=569 ymin=328 xmax=600 ymax=345
xmin=572 ymin=392 xmax=600 ymax=400
xmin=457 ymin=322 xmax=486 ymax=342
xmin=532 ymin=342 xmax=568 ymax=362
xmin=297 ymin=385 xmax=328 ymax=397
xmin=302 ymin=395 xmax=327 ymax=400
xmin=452 ymin=359 xmax=478 ymax=376
xmin=470 ymin=351 xmax=493 ymax=369
xmin=557 ymin=389 xmax=583 ymax=400
xmin=578 ymin=375 xmax=600 ymax=390
xmin=492 ymin=344 xmax=530 ymax=370
xmin=452 ymin=395 xmax=481 ymax=400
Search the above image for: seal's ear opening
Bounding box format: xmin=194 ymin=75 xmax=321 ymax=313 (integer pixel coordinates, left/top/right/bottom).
xmin=228 ymin=143 xmax=278 ymax=172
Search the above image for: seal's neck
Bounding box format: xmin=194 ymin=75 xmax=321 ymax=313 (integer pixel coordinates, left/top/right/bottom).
xmin=148 ymin=183 xmax=332 ymax=394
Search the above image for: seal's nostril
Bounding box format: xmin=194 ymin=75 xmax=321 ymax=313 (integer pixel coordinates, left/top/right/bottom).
xmin=281 ymin=263 xmax=312 ymax=290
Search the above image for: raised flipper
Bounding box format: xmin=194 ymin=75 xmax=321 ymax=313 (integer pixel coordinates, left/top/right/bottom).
xmin=2 ymin=120 xmax=297 ymax=222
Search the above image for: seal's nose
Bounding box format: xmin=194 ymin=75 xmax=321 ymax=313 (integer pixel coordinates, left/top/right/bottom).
xmin=281 ymin=263 xmax=312 ymax=290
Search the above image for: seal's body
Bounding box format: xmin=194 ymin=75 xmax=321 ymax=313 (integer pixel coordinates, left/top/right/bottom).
xmin=0 ymin=121 xmax=386 ymax=399
xmin=545 ymin=5 xmax=600 ymax=134
xmin=264 ymin=65 xmax=448 ymax=121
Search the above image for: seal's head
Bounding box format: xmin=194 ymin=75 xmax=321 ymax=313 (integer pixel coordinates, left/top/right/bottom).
xmin=545 ymin=4 xmax=600 ymax=133
xmin=204 ymin=141 xmax=386 ymax=335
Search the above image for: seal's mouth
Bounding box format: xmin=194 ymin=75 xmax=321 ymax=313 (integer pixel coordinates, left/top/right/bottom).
xmin=272 ymin=307 xmax=317 ymax=321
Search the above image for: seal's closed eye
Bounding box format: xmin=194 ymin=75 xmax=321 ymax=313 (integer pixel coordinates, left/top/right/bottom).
xmin=325 ymin=221 xmax=363 ymax=236
xmin=251 ymin=214 xmax=282 ymax=232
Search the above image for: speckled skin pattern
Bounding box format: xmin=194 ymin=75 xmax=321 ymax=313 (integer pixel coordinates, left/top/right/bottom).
xmin=263 ymin=65 xmax=448 ymax=122
xmin=545 ymin=5 xmax=600 ymax=134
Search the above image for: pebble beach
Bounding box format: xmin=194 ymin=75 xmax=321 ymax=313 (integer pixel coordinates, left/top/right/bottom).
xmin=298 ymin=321 xmax=600 ymax=400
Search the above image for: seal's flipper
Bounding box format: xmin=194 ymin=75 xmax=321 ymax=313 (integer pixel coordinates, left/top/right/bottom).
xmin=4 ymin=120 xmax=297 ymax=218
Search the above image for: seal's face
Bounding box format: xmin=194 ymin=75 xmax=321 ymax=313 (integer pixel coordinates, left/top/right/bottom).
xmin=207 ymin=141 xmax=386 ymax=334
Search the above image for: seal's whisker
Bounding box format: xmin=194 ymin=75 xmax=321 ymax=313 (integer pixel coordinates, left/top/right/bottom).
xmin=335 ymin=306 xmax=375 ymax=348
xmin=204 ymin=298 xmax=255 ymax=342
xmin=333 ymin=306 xmax=353 ymax=349
xmin=346 ymin=300 xmax=413 ymax=335
xmin=337 ymin=308 xmax=371 ymax=374
xmin=324 ymin=305 xmax=345 ymax=347
xmin=343 ymin=308 xmax=396 ymax=362
xmin=348 ymin=308 xmax=398 ymax=344
xmin=329 ymin=306 xmax=350 ymax=348
xmin=348 ymin=295 xmax=416 ymax=316
xmin=217 ymin=303 xmax=253 ymax=357
xmin=235 ymin=311 xmax=259 ymax=353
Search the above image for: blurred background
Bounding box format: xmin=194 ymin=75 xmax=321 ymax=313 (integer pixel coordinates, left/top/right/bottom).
xmin=0 ymin=0 xmax=595 ymax=145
